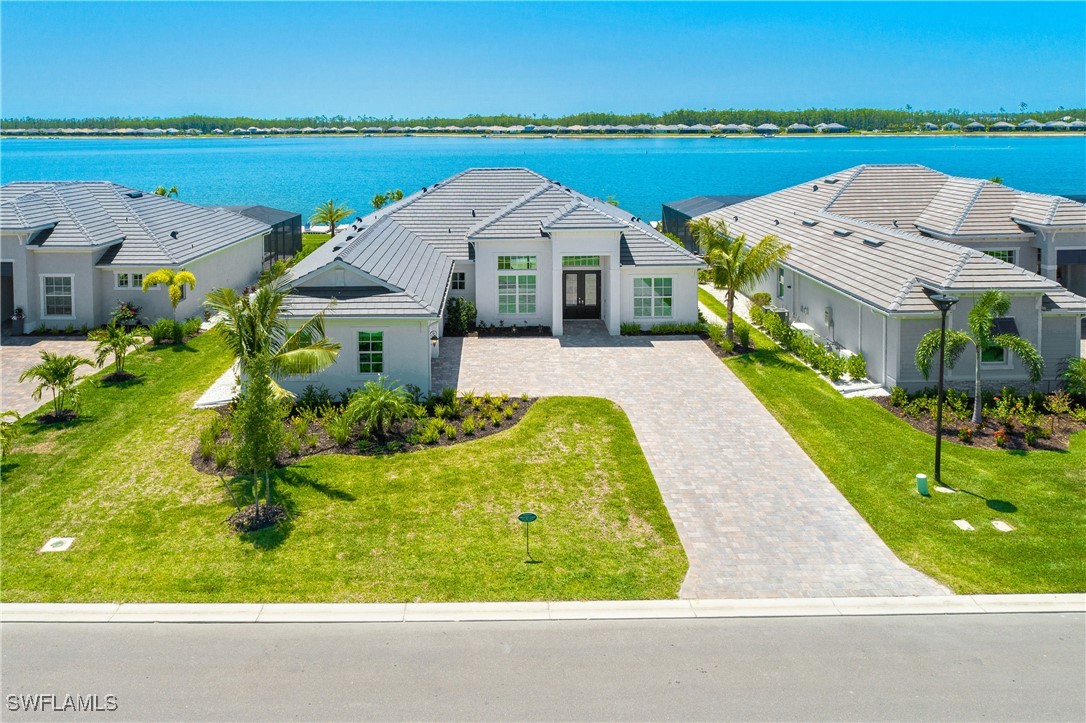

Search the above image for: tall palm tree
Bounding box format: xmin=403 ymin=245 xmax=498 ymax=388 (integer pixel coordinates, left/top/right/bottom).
xmin=915 ymin=289 xmax=1044 ymax=424
xmin=17 ymin=352 xmax=95 ymax=418
xmin=94 ymin=322 xmax=143 ymax=377
xmin=688 ymin=217 xmax=791 ymax=342
xmin=310 ymin=199 xmax=354 ymax=236
xmin=203 ymin=278 xmax=341 ymax=397
xmin=142 ymin=268 xmax=197 ymax=309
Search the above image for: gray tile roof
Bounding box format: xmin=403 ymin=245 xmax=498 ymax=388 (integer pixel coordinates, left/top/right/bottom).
xmin=696 ymin=165 xmax=1086 ymax=314
xmin=288 ymin=168 xmax=700 ymax=318
xmin=1 ymin=181 xmax=269 ymax=266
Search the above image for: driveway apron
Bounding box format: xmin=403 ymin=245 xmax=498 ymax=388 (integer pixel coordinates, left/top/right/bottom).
xmin=433 ymin=322 xmax=948 ymax=599
xmin=1 ymin=336 xmax=100 ymax=416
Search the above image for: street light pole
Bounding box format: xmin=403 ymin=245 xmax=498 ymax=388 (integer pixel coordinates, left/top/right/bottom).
xmin=929 ymin=293 xmax=959 ymax=485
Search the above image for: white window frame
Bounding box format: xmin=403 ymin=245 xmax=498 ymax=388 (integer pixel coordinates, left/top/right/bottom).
xmin=498 ymin=274 xmax=537 ymax=315
xmin=632 ymin=277 xmax=674 ymax=319
xmin=114 ymin=271 xmax=145 ymax=290
xmin=40 ymin=273 xmax=76 ymax=319
xmin=982 ymin=249 xmax=1017 ymax=267
xmin=980 ymin=316 xmax=1016 ymax=368
xmin=451 ymin=271 xmax=466 ymax=291
xmin=357 ymin=331 xmax=384 ymax=375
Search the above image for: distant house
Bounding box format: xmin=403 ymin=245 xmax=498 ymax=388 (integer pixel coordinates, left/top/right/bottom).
xmin=822 ymin=123 xmax=850 ymax=133
xmin=1 ymin=182 xmax=269 ymax=331
xmin=1070 ymin=120 xmax=1086 ymax=131
xmin=690 ymin=165 xmax=1086 ymax=392
xmin=660 ymin=195 xmax=757 ymax=253
xmin=942 ymin=122 xmax=961 ymax=131
xmin=1018 ymin=119 xmax=1043 ymax=131
xmin=964 ymin=121 xmax=986 ymax=132
xmin=786 ymin=123 xmax=815 ymax=133
xmin=923 ymin=122 xmax=939 ymax=131
xmin=218 ymin=205 xmax=302 ymax=265
xmin=1043 ymin=120 xmax=1070 ymax=131
xmin=990 ymin=121 xmax=1015 ymax=131
xmin=755 ymin=123 xmax=780 ymax=135
xmin=280 ymin=168 xmax=703 ymax=394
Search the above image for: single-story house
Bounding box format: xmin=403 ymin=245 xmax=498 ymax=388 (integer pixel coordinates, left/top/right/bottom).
xmin=218 ymin=204 xmax=302 ymax=265
xmin=0 ymin=181 xmax=269 ymax=331
xmin=964 ymin=121 xmax=986 ymax=132
xmin=693 ymin=164 xmax=1086 ymax=392
xmin=280 ymin=168 xmax=703 ymax=394
xmin=786 ymin=123 xmax=815 ymax=133
xmin=942 ymin=122 xmax=962 ymax=131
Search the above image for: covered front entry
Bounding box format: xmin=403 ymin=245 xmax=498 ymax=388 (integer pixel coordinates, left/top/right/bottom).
xmin=563 ymin=270 xmax=601 ymax=319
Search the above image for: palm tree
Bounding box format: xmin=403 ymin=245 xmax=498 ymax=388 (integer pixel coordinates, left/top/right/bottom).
xmin=1 ymin=410 xmax=21 ymax=456
xmin=153 ymin=185 xmax=179 ymax=198
xmin=94 ymin=322 xmax=143 ymax=378
xmin=688 ymin=217 xmax=791 ymax=342
xmin=203 ymin=278 xmax=340 ymax=397
xmin=915 ymin=289 xmax=1044 ymax=424
xmin=346 ymin=377 xmax=417 ymax=442
xmin=371 ymin=190 xmax=404 ymax=210
xmin=18 ymin=352 xmax=95 ymax=419
xmin=310 ymin=199 xmax=354 ymax=236
xmin=142 ymin=268 xmax=197 ymax=309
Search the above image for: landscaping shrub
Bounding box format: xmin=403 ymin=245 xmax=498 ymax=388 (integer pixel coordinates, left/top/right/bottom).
xmin=296 ymin=384 xmax=334 ymax=411
xmin=346 ymin=378 xmax=418 ymax=442
xmin=749 ymin=292 xmax=772 ymax=308
xmin=461 ymin=416 xmax=476 ymax=435
xmin=443 ymin=422 xmax=457 ymax=439
xmin=1024 ymin=428 xmax=1041 ymax=447
xmin=620 ymin=322 xmax=641 ymax=335
xmin=171 ymin=319 xmax=186 ymax=344
xmin=419 ymin=420 xmax=442 ymax=444
xmin=1062 ymin=358 xmax=1086 ymax=399
xmin=198 ymin=415 xmax=228 ymax=460
xmin=889 ymin=386 xmax=908 ymax=407
xmin=647 ymin=322 xmax=706 ymax=335
xmin=212 ymin=441 xmax=234 ymax=470
xmin=444 ymin=296 xmax=477 ymax=336
xmin=182 ymin=317 xmax=202 ymax=338
xmin=749 ymin=305 xmax=764 ymax=326
xmin=734 ymin=324 xmax=751 ymax=349
xmin=322 ymin=408 xmax=354 ymax=446
xmin=821 ymin=355 xmax=846 ymax=382
xmin=502 ymin=406 xmax=514 ymax=419
xmin=149 ymin=319 xmax=178 ymax=345
xmin=957 ymin=426 xmax=974 ymax=444
xmin=845 ymin=352 xmax=867 ymax=380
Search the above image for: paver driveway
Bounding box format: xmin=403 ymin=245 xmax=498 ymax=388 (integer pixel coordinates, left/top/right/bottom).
xmin=1 ymin=336 xmax=99 ymax=416
xmin=433 ymin=322 xmax=947 ymax=599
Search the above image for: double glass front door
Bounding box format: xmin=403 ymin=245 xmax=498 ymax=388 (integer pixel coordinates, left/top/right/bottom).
xmin=563 ymin=270 xmax=600 ymax=319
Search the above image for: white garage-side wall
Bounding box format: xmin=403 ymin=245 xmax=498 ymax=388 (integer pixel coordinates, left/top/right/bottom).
xmin=278 ymin=316 xmax=434 ymax=397
xmin=619 ymin=266 xmax=699 ymax=328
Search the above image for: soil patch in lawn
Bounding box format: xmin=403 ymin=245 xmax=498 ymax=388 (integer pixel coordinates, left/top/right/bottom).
xmin=874 ymin=397 xmax=1085 ymax=452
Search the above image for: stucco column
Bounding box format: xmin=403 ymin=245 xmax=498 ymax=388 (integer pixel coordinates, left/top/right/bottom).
xmin=1038 ymin=229 xmax=1058 ymax=281
xmin=551 ymin=246 xmax=563 ymax=336
xmin=607 ymin=255 xmax=621 ymax=336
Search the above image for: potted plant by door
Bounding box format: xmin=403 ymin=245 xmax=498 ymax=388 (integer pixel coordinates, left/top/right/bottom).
xmin=10 ymin=307 xmax=24 ymax=335
xmin=111 ymin=301 xmax=142 ymax=330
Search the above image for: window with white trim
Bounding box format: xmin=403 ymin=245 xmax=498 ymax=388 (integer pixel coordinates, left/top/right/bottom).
xmin=633 ymin=277 xmax=673 ymax=318
xmin=983 ymin=249 xmax=1017 ymax=266
xmin=116 ymin=273 xmax=130 ymax=289
xmin=981 ymin=316 xmax=1017 ymax=364
xmin=358 ymin=331 xmax=384 ymax=374
xmin=451 ymin=272 xmax=466 ymax=290
xmin=115 ymin=272 xmax=143 ymax=289
xmin=497 ymin=255 xmax=537 ymax=270
xmin=498 ymin=274 xmax=536 ymax=314
xmin=43 ymin=276 xmax=73 ymax=316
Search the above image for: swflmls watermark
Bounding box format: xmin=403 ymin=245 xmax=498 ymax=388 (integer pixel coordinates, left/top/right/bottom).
xmin=6 ymin=694 xmax=118 ymax=713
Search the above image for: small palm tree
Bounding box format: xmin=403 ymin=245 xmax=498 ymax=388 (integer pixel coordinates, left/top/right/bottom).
xmin=1 ymin=410 xmax=21 ymax=456
xmin=18 ymin=352 xmax=95 ymax=419
xmin=371 ymin=190 xmax=403 ymax=211
xmin=153 ymin=185 xmax=179 ymax=198
xmin=94 ymin=322 xmax=143 ymax=377
xmin=346 ymin=377 xmax=417 ymax=442
xmin=142 ymin=268 xmax=197 ymax=309
xmin=915 ymin=289 xmax=1044 ymax=424
xmin=204 ymin=278 xmax=340 ymax=398
xmin=689 ymin=217 xmax=791 ymax=342
xmin=311 ymin=199 xmax=354 ymax=236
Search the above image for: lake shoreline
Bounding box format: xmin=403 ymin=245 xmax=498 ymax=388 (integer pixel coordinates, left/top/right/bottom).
xmin=3 ymin=132 xmax=1084 ymax=141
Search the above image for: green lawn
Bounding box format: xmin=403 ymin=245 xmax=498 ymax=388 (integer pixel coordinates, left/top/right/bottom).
xmin=697 ymin=287 xmax=775 ymax=350
xmin=1 ymin=334 xmax=686 ymax=602
xmin=301 ymin=232 xmax=330 ymax=256
xmin=725 ymin=347 xmax=1086 ymax=593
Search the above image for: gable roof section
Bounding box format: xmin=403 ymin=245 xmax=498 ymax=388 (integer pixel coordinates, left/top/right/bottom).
xmin=696 ymin=166 xmax=1086 ymax=314
xmin=1 ymin=181 xmax=269 ymax=265
xmin=541 ymin=199 xmax=628 ymax=231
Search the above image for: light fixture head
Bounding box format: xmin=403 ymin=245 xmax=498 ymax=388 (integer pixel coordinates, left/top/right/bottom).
xmin=929 ymin=293 xmax=960 ymax=312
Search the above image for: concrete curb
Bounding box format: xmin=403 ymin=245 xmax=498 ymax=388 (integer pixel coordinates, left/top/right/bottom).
xmin=2 ymin=594 xmax=1082 ymax=623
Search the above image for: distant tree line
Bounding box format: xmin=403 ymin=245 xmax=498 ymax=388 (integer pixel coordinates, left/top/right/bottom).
xmin=3 ymin=106 xmax=1083 ymax=132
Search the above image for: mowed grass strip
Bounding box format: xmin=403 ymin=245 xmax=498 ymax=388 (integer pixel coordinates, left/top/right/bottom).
xmin=725 ymin=347 xmax=1086 ymax=594
xmin=1 ymin=333 xmax=686 ymax=602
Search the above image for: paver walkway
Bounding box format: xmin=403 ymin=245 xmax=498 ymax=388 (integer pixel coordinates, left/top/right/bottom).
xmin=0 ymin=336 xmax=99 ymax=415
xmin=433 ymin=322 xmax=948 ymax=599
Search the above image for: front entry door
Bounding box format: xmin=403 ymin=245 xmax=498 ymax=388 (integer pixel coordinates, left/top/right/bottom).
xmin=563 ymin=271 xmax=601 ymax=319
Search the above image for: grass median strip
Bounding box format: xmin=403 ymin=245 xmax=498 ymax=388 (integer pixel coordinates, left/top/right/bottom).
xmin=1 ymin=333 xmax=685 ymax=603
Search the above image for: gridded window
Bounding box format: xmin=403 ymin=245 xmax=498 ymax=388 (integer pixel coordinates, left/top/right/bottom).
xmin=43 ymin=276 xmax=73 ymax=316
xmin=981 ymin=346 xmax=1006 ymax=363
xmin=633 ymin=277 xmax=673 ymax=318
xmin=116 ymin=273 xmax=130 ymax=288
xmin=563 ymin=255 xmax=600 ymax=267
xmin=497 ymin=255 xmax=537 ymax=270
xmin=498 ymin=275 xmax=536 ymax=314
xmin=451 ymin=271 xmax=466 ymax=290
xmin=132 ymin=273 xmax=144 ymax=288
xmin=358 ymin=331 xmax=384 ymax=374
xmin=983 ymin=249 xmax=1017 ymax=266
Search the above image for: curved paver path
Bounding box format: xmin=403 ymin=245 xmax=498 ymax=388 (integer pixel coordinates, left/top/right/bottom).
xmin=1 ymin=336 xmax=100 ymax=415
xmin=433 ymin=322 xmax=947 ymax=599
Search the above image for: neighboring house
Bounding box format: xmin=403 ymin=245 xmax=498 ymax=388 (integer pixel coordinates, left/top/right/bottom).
xmin=281 ymin=168 xmax=703 ymax=394
xmin=0 ymin=182 xmax=269 ymax=331
xmin=661 ymin=195 xmax=757 ymax=253
xmin=694 ymin=164 xmax=1086 ymax=392
xmin=218 ymin=204 xmax=302 ymax=265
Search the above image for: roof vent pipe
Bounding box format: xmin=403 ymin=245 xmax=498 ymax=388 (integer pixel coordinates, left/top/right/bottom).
xmin=170 ymin=230 xmax=179 ymax=239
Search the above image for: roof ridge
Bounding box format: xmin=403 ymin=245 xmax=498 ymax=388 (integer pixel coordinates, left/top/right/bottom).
xmin=466 ymin=181 xmax=559 ymax=237
xmin=113 ymin=186 xmax=176 ymax=263
xmin=820 ymin=165 xmax=867 ymax=209
xmin=941 ymin=247 xmax=975 ymax=287
xmin=47 ymin=185 xmax=100 ymax=245
xmin=949 ymin=180 xmax=988 ymax=235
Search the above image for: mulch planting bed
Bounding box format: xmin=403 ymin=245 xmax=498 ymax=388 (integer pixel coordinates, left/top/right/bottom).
xmin=874 ymin=397 xmax=1086 ymax=452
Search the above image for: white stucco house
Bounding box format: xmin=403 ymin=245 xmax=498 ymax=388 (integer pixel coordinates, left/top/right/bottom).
xmin=282 ymin=168 xmax=703 ymax=394
xmin=693 ymin=164 xmax=1086 ymax=392
xmin=0 ymin=182 xmax=269 ymax=330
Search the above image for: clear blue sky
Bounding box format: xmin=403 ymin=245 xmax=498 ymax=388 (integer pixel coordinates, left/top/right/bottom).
xmin=2 ymin=2 xmax=1084 ymax=119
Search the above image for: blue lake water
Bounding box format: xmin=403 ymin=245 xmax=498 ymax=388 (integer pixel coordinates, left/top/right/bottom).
xmin=2 ymin=135 xmax=1084 ymax=221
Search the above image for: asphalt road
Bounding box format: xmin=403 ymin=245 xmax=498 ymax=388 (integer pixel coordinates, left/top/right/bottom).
xmin=2 ymin=613 xmax=1083 ymax=722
